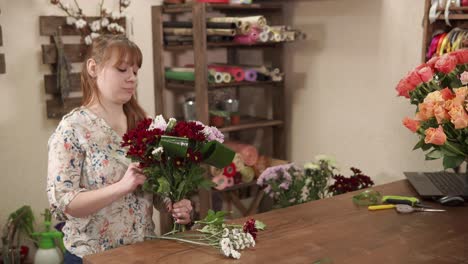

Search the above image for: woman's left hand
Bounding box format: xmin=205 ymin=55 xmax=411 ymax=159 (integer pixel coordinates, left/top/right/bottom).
xmin=168 ymin=199 xmax=193 ymax=225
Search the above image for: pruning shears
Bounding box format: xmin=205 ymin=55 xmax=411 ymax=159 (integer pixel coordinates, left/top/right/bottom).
xmin=368 ymin=195 xmax=434 ymax=211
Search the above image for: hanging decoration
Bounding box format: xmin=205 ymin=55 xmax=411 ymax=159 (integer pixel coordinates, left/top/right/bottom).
xmin=49 ymin=0 xmax=131 ymax=45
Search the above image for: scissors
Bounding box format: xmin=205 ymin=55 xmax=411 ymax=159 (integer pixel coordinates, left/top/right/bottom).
xmin=395 ymin=204 xmax=446 ymax=214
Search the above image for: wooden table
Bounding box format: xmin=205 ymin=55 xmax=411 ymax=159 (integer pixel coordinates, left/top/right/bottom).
xmin=84 ymin=180 xmax=468 ymax=263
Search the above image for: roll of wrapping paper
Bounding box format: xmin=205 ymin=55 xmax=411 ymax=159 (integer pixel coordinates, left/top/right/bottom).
xmin=208 ymin=16 xmax=266 ymax=32
xmin=164 ymin=28 xmax=236 ymax=36
xmin=256 ymin=72 xmax=271 ymax=81
xmin=167 ymin=67 xmax=217 ymax=83
xmin=210 ymin=166 xmax=224 ymax=177
xmin=165 ymin=70 xmax=195 ymax=81
xmin=222 ymin=72 xmax=232 ymax=83
xmin=223 ymin=141 xmax=259 ymax=166
xmin=163 ymin=21 xmax=237 ymax=29
xmin=234 ymin=27 xmax=261 ymax=45
xmin=259 ymin=30 xmax=270 ymax=42
xmin=283 ymin=31 xmax=296 ymax=42
xmin=212 ymin=174 xmax=229 ymax=190
xmin=232 ymin=153 xmax=245 ymax=171
xmin=240 ymin=166 xmax=255 ymax=183
xmin=209 ymin=65 xmax=245 ymax=82
xmin=244 ymin=69 xmax=258 ymax=82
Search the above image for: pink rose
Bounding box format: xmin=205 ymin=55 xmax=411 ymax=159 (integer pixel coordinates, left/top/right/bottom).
xmin=435 ymin=54 xmax=457 ymax=74
xmin=424 ymin=126 xmax=447 ymax=145
xmin=417 ymin=66 xmax=434 ymax=83
xmin=460 ymin=71 xmax=468 ymax=85
xmin=426 ymin=56 xmax=439 ymax=69
xmin=450 ymin=49 xmax=468 ymax=64
xmin=395 ymin=78 xmax=414 ymax=98
xmin=406 ymin=70 xmax=423 ymax=87
xmin=402 ymin=117 xmax=420 ymax=133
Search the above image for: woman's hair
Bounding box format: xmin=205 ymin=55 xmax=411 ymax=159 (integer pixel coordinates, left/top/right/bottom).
xmin=81 ymin=34 xmax=147 ymax=131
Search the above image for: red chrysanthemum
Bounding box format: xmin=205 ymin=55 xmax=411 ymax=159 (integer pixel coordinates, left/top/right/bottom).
xmin=243 ymin=218 xmax=258 ymax=240
xmin=170 ymin=121 xmax=206 ymax=142
xmin=186 ymin=148 xmax=203 ymax=163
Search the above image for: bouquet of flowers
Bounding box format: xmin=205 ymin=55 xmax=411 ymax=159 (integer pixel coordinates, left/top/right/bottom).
xmin=147 ymin=210 xmax=266 ymax=259
xmin=396 ymin=49 xmax=468 ymax=169
xmin=328 ymin=167 xmax=374 ymax=195
xmin=121 ymin=115 xmax=235 ymax=231
xmin=303 ymin=155 xmax=338 ymax=200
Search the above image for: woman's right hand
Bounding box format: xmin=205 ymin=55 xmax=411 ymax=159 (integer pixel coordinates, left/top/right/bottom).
xmin=117 ymin=163 xmax=147 ymax=194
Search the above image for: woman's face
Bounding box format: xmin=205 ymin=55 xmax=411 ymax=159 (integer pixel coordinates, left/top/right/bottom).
xmin=95 ymin=52 xmax=139 ymax=105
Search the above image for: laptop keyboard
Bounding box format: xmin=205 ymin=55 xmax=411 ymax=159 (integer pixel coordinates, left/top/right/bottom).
xmin=425 ymin=172 xmax=466 ymax=195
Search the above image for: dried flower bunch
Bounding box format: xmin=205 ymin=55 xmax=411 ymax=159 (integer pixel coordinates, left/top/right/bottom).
xmin=50 ymin=0 xmax=130 ymax=45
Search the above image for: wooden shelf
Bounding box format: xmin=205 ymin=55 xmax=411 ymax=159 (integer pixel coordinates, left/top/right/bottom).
xmin=166 ymin=80 xmax=283 ymax=91
xmin=163 ymin=3 xmax=283 ymax=14
xmin=165 ymin=41 xmax=282 ymax=51
xmin=218 ymin=116 xmax=283 ymax=133
xmin=436 ymin=14 xmax=468 ymax=20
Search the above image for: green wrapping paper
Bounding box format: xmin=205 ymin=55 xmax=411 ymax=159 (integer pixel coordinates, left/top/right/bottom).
xmin=201 ymin=141 xmax=235 ymax=168
xmin=160 ymin=136 xmax=189 ymax=157
xmin=159 ymin=135 xmax=235 ymax=169
xmin=165 ymin=70 xmax=195 ymax=81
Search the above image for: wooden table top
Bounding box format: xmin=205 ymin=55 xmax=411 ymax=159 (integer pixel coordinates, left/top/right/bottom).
xmin=84 ymin=180 xmax=468 ymax=264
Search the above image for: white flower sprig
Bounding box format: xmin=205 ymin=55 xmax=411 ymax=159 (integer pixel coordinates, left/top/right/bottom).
xmin=50 ymin=0 xmax=131 ymax=45
xmin=146 ymin=210 xmax=265 ymax=259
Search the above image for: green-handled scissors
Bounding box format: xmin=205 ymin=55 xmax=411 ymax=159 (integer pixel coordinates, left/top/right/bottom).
xmin=395 ymin=204 xmax=446 ymax=214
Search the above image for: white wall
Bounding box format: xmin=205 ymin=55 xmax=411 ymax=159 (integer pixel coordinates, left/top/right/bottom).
xmin=284 ymin=0 xmax=441 ymax=185
xmin=0 ymin=0 xmax=443 ymax=245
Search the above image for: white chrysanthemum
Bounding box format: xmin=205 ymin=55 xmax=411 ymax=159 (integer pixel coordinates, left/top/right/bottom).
xmin=220 ymin=238 xmax=230 ymax=249
xmin=304 ymin=162 xmax=319 ymax=170
xmin=166 ymin=118 xmax=177 ymax=131
xmin=149 ymin=115 xmax=167 ymax=131
xmin=232 ymin=228 xmax=239 ymax=236
xmin=246 ymin=233 xmax=255 ymax=247
xmin=233 ymin=241 xmax=240 ymax=250
xmin=230 ymin=249 xmax=241 ymax=259
xmin=152 ymin=147 xmax=164 ymax=156
xmin=222 ymin=228 xmax=229 ymax=238
xmin=101 ymin=17 xmax=110 ymax=27
xmin=84 ymin=35 xmax=92 ymax=45
xmin=75 ymin=19 xmax=87 ymax=29
xmin=314 ymin=154 xmax=337 ymax=167
xmin=66 ymin=16 xmax=76 ymax=26
xmin=221 ymin=246 xmax=231 ymax=257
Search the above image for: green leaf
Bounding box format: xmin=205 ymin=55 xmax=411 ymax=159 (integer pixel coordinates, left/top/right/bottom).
xmin=157 ymin=177 xmax=171 ymax=194
xmin=421 ymin=143 xmax=432 ymax=151
xmin=442 ymin=155 xmax=465 ymax=169
xmin=199 ymin=179 xmax=215 ymax=189
xmin=425 ymin=149 xmax=443 ymax=160
xmin=440 ymin=146 xmax=459 ymax=157
xmin=255 ymin=220 xmax=266 ymax=231
xmin=413 ymin=139 xmax=424 ymax=150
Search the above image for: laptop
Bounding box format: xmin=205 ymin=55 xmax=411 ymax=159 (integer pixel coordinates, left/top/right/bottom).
xmin=404 ymin=171 xmax=468 ymax=200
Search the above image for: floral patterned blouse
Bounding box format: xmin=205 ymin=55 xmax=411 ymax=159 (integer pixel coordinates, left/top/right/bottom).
xmin=47 ymin=107 xmax=156 ymax=258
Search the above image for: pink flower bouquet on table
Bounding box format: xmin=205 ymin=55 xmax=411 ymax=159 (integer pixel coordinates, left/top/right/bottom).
xmin=396 ymin=49 xmax=468 ymax=169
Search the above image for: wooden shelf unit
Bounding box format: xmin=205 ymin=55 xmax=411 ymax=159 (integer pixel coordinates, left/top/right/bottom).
xmin=422 ymin=0 xmax=468 ymax=62
xmin=152 ymin=2 xmax=287 ymax=233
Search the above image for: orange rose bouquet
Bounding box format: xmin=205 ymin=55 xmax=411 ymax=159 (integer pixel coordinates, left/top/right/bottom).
xmin=396 ymin=49 xmax=468 ymax=169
